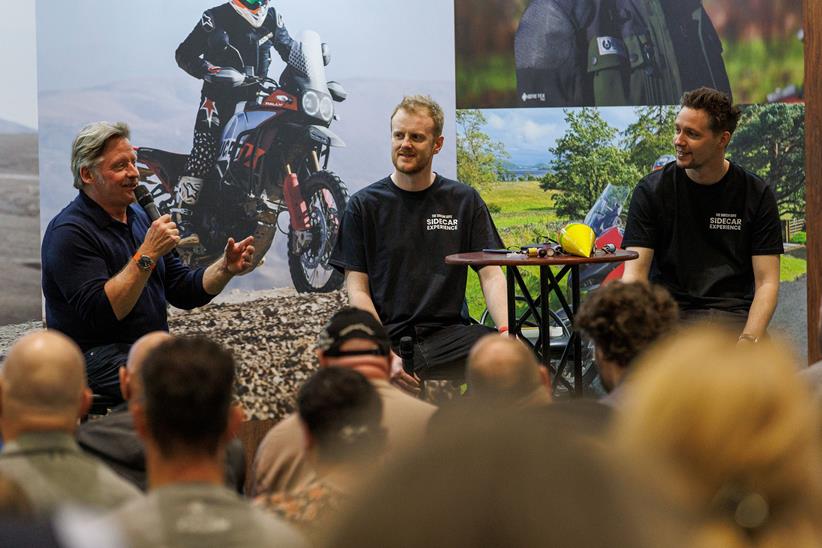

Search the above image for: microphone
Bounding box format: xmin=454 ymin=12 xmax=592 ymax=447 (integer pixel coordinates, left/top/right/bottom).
xmin=133 ymin=185 xmax=161 ymax=221
xmin=399 ymin=336 xmax=414 ymax=374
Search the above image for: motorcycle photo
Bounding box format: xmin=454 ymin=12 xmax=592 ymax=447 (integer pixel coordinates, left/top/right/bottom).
xmin=136 ymin=30 xmax=348 ymax=293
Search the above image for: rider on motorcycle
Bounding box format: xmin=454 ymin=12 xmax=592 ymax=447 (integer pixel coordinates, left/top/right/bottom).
xmin=175 ymin=0 xmax=297 ymax=245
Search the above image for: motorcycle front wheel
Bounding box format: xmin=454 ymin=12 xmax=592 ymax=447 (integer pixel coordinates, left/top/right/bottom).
xmin=287 ymin=170 xmax=348 ymax=293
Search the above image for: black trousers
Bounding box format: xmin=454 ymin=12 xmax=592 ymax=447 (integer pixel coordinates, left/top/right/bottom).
xmin=83 ymin=343 xmax=130 ymax=402
xmin=401 ymin=324 xmax=497 ymax=380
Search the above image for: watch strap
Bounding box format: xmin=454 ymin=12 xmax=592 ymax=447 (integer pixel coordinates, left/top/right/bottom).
xmin=132 ymin=252 xmax=156 ymax=272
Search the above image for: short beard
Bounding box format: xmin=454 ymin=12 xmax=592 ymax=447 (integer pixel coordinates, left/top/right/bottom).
xmin=393 ymin=163 xmax=425 ymax=176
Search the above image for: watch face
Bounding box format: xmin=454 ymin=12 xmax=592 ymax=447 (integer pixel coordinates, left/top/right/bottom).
xmin=137 ymin=255 xmax=154 ymax=271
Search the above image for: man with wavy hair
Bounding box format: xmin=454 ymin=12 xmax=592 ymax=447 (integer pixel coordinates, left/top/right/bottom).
xmin=622 ymin=87 xmax=783 ymax=342
xmin=575 ymin=281 xmax=678 ymax=406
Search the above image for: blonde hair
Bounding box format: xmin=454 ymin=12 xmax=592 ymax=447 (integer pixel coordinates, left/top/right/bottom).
xmin=390 ymin=95 xmax=444 ymax=138
xmin=613 ymin=326 xmax=822 ymax=548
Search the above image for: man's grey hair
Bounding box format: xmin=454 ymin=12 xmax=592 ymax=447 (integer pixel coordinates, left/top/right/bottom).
xmin=71 ymin=121 xmax=131 ymax=189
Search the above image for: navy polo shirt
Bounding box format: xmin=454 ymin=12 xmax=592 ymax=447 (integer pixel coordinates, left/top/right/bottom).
xmin=41 ymin=191 xmax=213 ymax=351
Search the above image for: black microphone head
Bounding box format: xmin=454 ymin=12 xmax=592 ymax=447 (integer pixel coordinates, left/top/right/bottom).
xmin=133 ymin=185 xmax=161 ymax=221
xmin=133 ymin=184 xmax=152 ymax=206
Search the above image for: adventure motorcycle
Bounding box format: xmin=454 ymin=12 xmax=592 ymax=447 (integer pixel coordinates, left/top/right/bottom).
xmin=136 ymin=30 xmax=348 ymax=293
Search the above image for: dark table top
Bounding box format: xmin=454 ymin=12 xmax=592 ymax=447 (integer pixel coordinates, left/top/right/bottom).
xmin=445 ymin=249 xmax=638 ymax=267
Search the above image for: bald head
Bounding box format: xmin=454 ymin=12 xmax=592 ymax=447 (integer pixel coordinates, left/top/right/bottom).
xmin=121 ymin=331 xmax=172 ymax=401
xmin=1 ymin=331 xmax=87 ymax=429
xmin=467 ymin=335 xmax=550 ymax=404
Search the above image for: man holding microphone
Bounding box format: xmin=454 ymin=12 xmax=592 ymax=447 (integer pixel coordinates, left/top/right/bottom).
xmin=41 ymin=121 xmax=255 ymax=400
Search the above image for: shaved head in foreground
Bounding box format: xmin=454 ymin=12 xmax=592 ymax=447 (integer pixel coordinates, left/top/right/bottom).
xmin=120 ymin=331 xmax=173 ymax=401
xmin=467 ymin=335 xmax=551 ymax=406
xmin=1 ymin=331 xmax=90 ymax=439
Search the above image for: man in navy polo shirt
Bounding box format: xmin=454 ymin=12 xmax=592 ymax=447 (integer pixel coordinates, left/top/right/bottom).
xmin=41 ymin=121 xmax=256 ymax=400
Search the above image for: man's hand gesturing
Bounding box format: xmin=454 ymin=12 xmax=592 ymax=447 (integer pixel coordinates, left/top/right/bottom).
xmin=222 ymin=236 xmax=256 ymax=276
xmin=140 ymin=214 xmax=180 ymax=259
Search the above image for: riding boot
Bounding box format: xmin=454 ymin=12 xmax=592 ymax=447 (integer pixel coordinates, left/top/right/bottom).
xmin=176 ymin=176 xmax=204 ymax=247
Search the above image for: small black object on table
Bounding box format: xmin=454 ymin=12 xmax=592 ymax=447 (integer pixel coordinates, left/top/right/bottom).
xmin=445 ymin=249 xmax=638 ymax=397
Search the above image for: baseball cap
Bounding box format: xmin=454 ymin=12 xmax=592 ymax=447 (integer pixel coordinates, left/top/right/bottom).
xmin=317 ymin=307 xmax=391 ymax=357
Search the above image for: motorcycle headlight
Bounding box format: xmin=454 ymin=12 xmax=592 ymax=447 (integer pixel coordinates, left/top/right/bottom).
xmin=319 ymin=95 xmax=333 ymax=122
xmin=303 ymin=90 xmax=320 ymax=117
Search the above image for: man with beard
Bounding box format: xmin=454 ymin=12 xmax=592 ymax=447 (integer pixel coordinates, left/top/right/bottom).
xmin=41 ymin=121 xmax=256 ymax=401
xmin=621 ymin=87 xmax=783 ymax=341
xmin=330 ymin=96 xmax=507 ymax=394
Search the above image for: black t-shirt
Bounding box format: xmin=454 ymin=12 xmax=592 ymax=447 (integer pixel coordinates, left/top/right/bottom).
xmin=622 ymin=162 xmax=783 ymax=312
xmin=330 ymin=175 xmax=504 ymax=343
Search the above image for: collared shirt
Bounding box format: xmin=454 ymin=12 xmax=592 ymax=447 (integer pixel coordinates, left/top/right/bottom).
xmin=41 ymin=191 xmax=212 ymax=351
xmin=0 ymin=431 xmax=141 ymax=515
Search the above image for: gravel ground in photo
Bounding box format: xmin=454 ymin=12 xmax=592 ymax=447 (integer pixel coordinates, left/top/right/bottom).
xmin=0 ymin=289 xmax=348 ymax=422
xmin=167 ymin=288 xmax=348 ymax=420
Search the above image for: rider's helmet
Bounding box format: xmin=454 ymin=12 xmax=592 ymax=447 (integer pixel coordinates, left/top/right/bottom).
xmin=559 ymin=223 xmax=596 ymax=258
xmin=652 ymin=154 xmax=676 ymax=171
xmin=231 ymin=0 xmax=270 ymax=28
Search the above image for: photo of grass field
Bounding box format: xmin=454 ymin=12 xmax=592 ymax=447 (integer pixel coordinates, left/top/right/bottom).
xmin=459 ymin=105 xmax=807 ymax=338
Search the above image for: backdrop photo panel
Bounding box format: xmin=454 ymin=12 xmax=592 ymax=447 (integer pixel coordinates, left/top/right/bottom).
xmin=0 ymin=1 xmax=40 ymax=327
xmin=455 ymin=0 xmax=804 ymax=109
xmin=456 ymin=104 xmax=807 ymax=361
xmin=37 ymin=0 xmax=457 ymax=293
xmin=34 ymin=0 xmax=457 ymax=418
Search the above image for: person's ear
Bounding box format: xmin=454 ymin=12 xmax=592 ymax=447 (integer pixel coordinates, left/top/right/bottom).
xmin=718 ymin=130 xmax=731 ymax=149
xmin=131 ymin=400 xmax=150 ymax=441
xmin=225 ymin=404 xmax=245 ymax=440
xmin=119 ymin=367 xmax=130 ymax=401
xmin=538 ymin=365 xmax=551 ymax=393
xmin=79 ymin=165 xmax=96 ymax=186
xmin=79 ymin=387 xmax=92 ymax=418
xmin=433 ymin=134 xmax=444 ymax=155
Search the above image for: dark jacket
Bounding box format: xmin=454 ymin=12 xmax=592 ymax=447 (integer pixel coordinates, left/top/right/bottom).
xmin=77 ymin=405 xmax=246 ymax=493
xmin=176 ymin=2 xmax=295 ymax=101
xmin=515 ymin=0 xmax=731 ymax=106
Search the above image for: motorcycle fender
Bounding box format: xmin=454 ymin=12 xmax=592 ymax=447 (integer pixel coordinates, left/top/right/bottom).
xmin=283 ymin=172 xmax=311 ymax=231
xmin=307 ymin=125 xmax=346 ymax=147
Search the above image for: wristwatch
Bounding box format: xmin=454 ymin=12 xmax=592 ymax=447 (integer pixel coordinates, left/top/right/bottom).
xmin=132 ymin=252 xmax=156 ymax=272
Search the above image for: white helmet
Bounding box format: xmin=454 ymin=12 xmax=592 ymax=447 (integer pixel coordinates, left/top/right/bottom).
xmin=231 ymin=0 xmax=270 ymax=28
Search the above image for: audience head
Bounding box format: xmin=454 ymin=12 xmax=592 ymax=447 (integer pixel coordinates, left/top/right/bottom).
xmin=298 ymin=367 xmax=385 ymax=465
xmin=467 ymin=334 xmax=551 ymax=406
xmin=0 ymin=331 xmax=90 ymax=438
xmin=613 ymin=326 xmax=822 ymax=547
xmin=316 ymin=307 xmax=392 ymax=379
xmin=136 ymin=336 xmax=240 ymax=459
xmin=575 ymin=281 xmax=678 ymax=391
xmin=328 ymin=407 xmax=677 ymax=547
xmin=119 ymin=331 xmax=172 ymax=401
